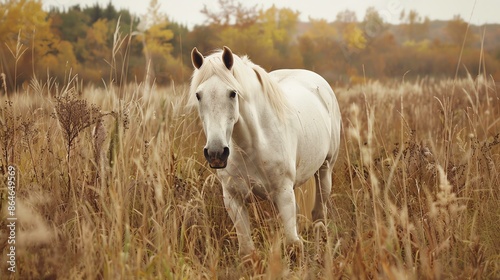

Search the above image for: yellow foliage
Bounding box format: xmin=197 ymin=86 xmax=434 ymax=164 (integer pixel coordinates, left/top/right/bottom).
xmin=343 ymin=23 xmax=366 ymax=50
xmin=38 ymin=54 xmax=58 ymax=70
xmin=0 ymin=0 xmax=68 ymax=87
xmin=215 ymin=6 xmax=301 ymax=69
xmin=88 ymin=19 xmax=109 ymax=46
xmin=0 ymin=0 xmax=55 ymax=58
xmin=56 ymin=41 xmax=78 ymax=67
xmin=403 ymin=39 xmax=431 ymax=51
xmin=80 ymin=19 xmax=111 ymax=65
xmin=258 ymin=6 xmax=299 ymax=45
xmin=0 ymin=0 xmax=50 ymax=45
xmin=143 ymin=23 xmax=174 ymax=57
xmin=303 ymin=18 xmax=337 ymax=39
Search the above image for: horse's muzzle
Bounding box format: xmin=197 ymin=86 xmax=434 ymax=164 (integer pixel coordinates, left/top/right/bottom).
xmin=204 ymin=146 xmax=230 ymax=169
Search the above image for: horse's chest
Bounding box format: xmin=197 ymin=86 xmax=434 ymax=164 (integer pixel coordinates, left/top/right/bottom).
xmin=222 ymin=157 xmax=292 ymax=200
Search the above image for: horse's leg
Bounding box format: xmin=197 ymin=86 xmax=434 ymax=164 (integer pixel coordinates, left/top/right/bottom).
xmin=223 ymin=187 xmax=255 ymax=257
xmin=274 ymin=182 xmax=303 ymax=250
xmin=312 ymin=160 xmax=332 ymax=222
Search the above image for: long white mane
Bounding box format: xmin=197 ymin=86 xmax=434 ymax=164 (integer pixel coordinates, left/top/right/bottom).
xmin=189 ymin=50 xmax=288 ymax=118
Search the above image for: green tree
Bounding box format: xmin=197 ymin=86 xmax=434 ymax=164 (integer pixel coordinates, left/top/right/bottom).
xmin=86 ymin=3 xmax=103 ymax=24
xmin=168 ymin=22 xmax=190 ymax=71
xmin=50 ymin=5 xmax=90 ymax=44
xmin=104 ymin=1 xmax=117 ymax=21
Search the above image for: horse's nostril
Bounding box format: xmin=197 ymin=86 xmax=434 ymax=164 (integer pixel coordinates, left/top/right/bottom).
xmin=204 ymin=148 xmax=209 ymax=160
xmin=204 ymin=147 xmax=229 ymax=157
xmin=204 ymin=146 xmax=229 ymax=167
xmin=222 ymin=147 xmax=230 ymax=160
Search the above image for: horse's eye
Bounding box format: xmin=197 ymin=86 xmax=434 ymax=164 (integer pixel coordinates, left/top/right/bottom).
xmin=195 ymin=92 xmax=201 ymax=101
xmin=229 ymin=91 xmax=236 ymax=99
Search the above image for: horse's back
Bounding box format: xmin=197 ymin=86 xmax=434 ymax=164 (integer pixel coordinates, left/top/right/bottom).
xmin=271 ymin=69 xmax=330 ymax=90
xmin=270 ymin=69 xmax=340 ymax=132
xmin=270 ymin=69 xmax=341 ymax=183
xmin=270 ymin=69 xmax=340 ymax=118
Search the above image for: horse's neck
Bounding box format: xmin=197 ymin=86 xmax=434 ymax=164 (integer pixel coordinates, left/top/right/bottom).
xmin=232 ymin=91 xmax=284 ymax=151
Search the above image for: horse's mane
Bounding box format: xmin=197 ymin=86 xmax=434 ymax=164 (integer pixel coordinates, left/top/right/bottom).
xmin=190 ymin=50 xmax=288 ymax=119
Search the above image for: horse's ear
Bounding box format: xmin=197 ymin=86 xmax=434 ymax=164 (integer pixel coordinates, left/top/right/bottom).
xmin=191 ymin=47 xmax=204 ymax=69
xmin=222 ymin=46 xmax=234 ymax=70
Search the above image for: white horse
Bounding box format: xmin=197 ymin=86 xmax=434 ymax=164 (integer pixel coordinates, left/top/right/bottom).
xmin=190 ymin=46 xmax=341 ymax=257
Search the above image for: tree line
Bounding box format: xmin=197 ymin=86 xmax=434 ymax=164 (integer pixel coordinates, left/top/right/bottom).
xmin=1 ymin=0 xmax=499 ymax=92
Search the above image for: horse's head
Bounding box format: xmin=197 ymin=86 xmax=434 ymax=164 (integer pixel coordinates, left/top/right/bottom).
xmin=190 ymin=46 xmax=240 ymax=169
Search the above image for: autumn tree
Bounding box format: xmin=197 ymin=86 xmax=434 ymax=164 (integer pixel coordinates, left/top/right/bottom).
xmin=298 ymin=19 xmax=339 ymax=79
xmin=200 ymin=0 xmax=258 ymax=28
xmin=197 ymin=0 xmax=259 ymax=54
xmin=76 ymin=18 xmax=111 ymax=82
xmin=400 ymin=9 xmax=430 ymax=41
xmin=186 ymin=25 xmax=220 ymax=56
xmin=0 ymin=0 xmax=63 ymax=90
xmin=252 ymin=6 xmax=302 ymax=68
xmin=135 ymin=0 xmax=189 ymax=84
xmin=200 ymin=1 xmax=301 ymax=70
xmin=258 ymin=6 xmax=300 ymax=56
xmin=445 ymin=15 xmax=476 ymax=47
xmin=363 ymin=7 xmax=387 ymax=40
xmin=343 ymin=23 xmax=367 ymax=52
xmin=2 ymin=0 xmax=499 ymax=88
xmin=199 ymin=0 xmax=258 ymax=50
xmin=361 ymin=8 xmax=395 ymax=79
xmin=336 ymin=9 xmax=366 ymax=65
xmin=336 ymin=9 xmax=357 ymax=24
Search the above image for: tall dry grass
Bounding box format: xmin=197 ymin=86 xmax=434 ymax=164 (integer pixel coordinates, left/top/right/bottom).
xmin=0 ymin=72 xmax=499 ymax=279
xmin=337 ymin=75 xmax=499 ymax=279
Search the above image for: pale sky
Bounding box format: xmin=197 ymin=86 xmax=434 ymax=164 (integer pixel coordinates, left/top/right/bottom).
xmin=43 ymin=0 xmax=499 ymax=28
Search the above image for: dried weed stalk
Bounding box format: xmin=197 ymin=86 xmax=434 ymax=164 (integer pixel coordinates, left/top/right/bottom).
xmin=54 ymin=92 xmax=103 ymax=159
xmin=0 ymin=100 xmax=18 ymax=169
xmin=53 ymin=91 xmax=103 ymax=193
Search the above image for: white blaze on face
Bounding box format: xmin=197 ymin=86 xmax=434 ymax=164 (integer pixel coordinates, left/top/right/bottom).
xmin=195 ymin=77 xmax=239 ymax=169
xmin=191 ymin=46 xmax=238 ymax=169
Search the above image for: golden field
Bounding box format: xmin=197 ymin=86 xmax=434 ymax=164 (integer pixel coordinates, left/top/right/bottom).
xmin=1 ymin=74 xmax=499 ymax=279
